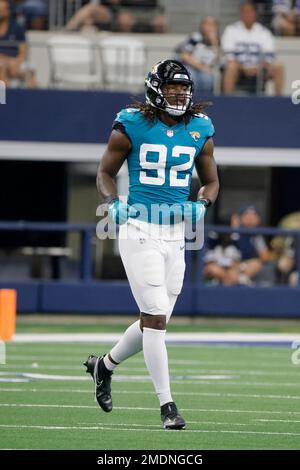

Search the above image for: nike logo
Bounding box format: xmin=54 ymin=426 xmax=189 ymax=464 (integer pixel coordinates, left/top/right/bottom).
xmin=180 ymin=246 xmax=185 ymax=250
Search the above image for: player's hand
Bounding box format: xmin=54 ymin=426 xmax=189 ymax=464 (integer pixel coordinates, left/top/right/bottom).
xmin=108 ymin=200 xmax=138 ymax=225
xmin=182 ymin=201 xmax=206 ymax=223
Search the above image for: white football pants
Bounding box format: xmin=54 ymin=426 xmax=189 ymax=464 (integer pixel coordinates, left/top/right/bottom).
xmin=118 ymin=219 xmax=186 ymax=320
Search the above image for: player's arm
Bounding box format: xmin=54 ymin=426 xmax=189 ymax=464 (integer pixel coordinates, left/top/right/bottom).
xmin=96 ymin=129 xmax=131 ymax=201
xmin=195 ymin=137 xmax=219 ymax=205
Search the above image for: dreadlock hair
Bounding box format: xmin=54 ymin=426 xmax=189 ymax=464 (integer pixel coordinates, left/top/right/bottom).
xmin=127 ymin=100 xmax=212 ymax=125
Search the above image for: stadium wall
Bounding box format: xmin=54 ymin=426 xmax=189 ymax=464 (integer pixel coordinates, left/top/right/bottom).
xmin=1 ymin=281 xmax=300 ymax=317
xmin=0 ymin=90 xmax=299 ymax=148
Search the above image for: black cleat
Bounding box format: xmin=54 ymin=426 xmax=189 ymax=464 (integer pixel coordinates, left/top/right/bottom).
xmin=83 ymin=354 xmax=113 ymax=412
xmin=160 ymin=402 xmax=186 ymax=430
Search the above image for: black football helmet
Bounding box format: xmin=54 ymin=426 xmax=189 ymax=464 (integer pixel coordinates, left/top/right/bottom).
xmin=145 ymin=59 xmax=194 ymax=117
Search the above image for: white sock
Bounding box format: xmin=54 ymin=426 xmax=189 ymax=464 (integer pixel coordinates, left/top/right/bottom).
xmin=143 ymin=327 xmax=173 ymax=406
xmin=103 ymin=320 xmax=143 ymax=371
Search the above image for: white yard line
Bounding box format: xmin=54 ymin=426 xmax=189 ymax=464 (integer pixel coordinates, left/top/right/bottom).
xmin=1 ymin=403 xmax=300 ymax=415
xmin=171 ymin=380 xmax=300 ymax=387
xmin=6 ymin=357 xmax=296 ymax=370
xmin=11 ymin=332 xmax=300 ymax=345
xmin=1 ymin=372 xmax=300 ymax=387
xmin=3 ymin=362 xmax=299 ymax=378
xmin=0 ymin=423 xmax=299 ymax=437
xmin=79 ymin=420 xmax=255 ymax=428
xmin=1 ymin=388 xmax=300 ymax=401
xmin=255 ymin=419 xmax=300 ymax=423
xmin=0 ymin=379 xmax=30 ymax=383
xmin=4 ymin=353 xmax=292 ymax=368
xmin=0 ymin=372 xmax=236 ymax=381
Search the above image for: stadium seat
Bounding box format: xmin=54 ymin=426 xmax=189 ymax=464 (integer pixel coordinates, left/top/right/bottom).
xmin=235 ymin=67 xmax=267 ymax=95
xmin=47 ymin=35 xmax=101 ymax=89
xmin=98 ymin=36 xmax=146 ymax=91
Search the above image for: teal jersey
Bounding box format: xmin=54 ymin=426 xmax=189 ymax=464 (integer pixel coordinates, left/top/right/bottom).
xmin=114 ymin=108 xmax=215 ymax=222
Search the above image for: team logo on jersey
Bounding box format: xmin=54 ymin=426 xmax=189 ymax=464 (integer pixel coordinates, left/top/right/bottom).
xmin=189 ymin=131 xmax=201 ymax=142
xmin=166 ymin=130 xmax=174 ymax=137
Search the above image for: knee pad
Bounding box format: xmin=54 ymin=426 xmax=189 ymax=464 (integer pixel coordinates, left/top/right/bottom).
xmin=167 ymin=261 xmax=186 ymax=295
xmin=142 ymin=287 xmax=170 ymax=314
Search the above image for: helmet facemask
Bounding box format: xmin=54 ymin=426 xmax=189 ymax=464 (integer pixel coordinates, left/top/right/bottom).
xmin=145 ymin=60 xmax=194 ymax=117
xmin=161 ymin=82 xmax=193 ymax=117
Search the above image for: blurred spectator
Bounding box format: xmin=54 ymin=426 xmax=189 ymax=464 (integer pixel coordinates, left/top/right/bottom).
xmin=66 ymin=0 xmax=166 ymax=33
xmin=110 ymin=0 xmax=167 ymax=33
xmin=221 ymin=1 xmax=284 ymax=95
xmin=272 ymin=0 xmax=300 ymax=35
xmin=175 ymin=16 xmax=219 ymax=93
xmin=271 ymin=211 xmax=300 ymax=285
xmin=204 ymin=206 xmax=271 ymax=286
xmin=0 ymin=0 xmax=36 ymax=86
xmin=65 ymin=0 xmax=113 ymax=32
xmin=14 ymin=0 xmax=48 ymax=30
xmin=204 ymin=232 xmax=242 ymax=285
xmin=276 ymin=236 xmax=298 ymax=285
xmin=230 ymin=205 xmax=270 ymax=285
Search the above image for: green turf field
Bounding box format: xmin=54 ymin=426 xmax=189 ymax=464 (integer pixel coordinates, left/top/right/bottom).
xmin=1 ymin=340 xmax=300 ymax=450
xmin=15 ymin=315 xmax=300 ymax=334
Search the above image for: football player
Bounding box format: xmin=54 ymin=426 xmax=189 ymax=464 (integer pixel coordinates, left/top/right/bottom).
xmin=84 ymin=59 xmax=219 ymax=430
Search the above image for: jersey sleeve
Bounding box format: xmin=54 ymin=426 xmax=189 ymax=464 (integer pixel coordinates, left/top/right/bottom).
xmin=112 ymin=108 xmax=141 ymax=139
xmin=113 ymin=108 xmax=140 ymax=127
xmin=196 ymin=113 xmax=215 ymax=139
xmin=192 ymin=114 xmax=215 ymax=158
